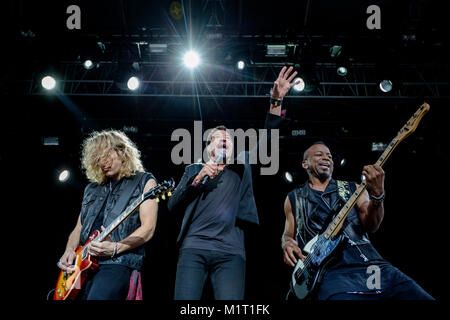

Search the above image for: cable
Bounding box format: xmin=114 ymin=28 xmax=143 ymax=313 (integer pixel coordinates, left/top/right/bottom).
xmin=47 ymin=288 xmax=55 ymax=301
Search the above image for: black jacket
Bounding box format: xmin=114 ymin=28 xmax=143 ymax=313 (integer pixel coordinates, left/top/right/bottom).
xmin=168 ymin=113 xmax=283 ymax=245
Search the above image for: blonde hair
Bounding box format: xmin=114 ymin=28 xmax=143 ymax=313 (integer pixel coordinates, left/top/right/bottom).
xmin=81 ymin=130 xmax=144 ymax=184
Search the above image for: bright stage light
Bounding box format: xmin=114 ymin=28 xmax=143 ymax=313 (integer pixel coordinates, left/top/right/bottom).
xmin=379 ymin=80 xmax=393 ymax=92
xmin=284 ymin=171 xmax=293 ymax=183
xmin=183 ymin=50 xmax=200 ymax=68
xmin=293 ymin=77 xmax=306 ymax=92
xmin=58 ymin=170 xmax=70 ymax=182
xmin=83 ymin=60 xmax=93 ymax=70
xmin=237 ymin=60 xmax=245 ymax=70
xmin=127 ymin=76 xmax=140 ymax=90
xmin=337 ymin=66 xmax=347 ymax=76
xmin=41 ymin=76 xmax=56 ymax=90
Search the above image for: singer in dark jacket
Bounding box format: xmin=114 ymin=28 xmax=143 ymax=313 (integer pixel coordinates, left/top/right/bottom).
xmin=167 ymin=66 xmax=300 ymax=300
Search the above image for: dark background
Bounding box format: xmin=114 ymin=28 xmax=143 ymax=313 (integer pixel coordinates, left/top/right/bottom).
xmin=1 ymin=0 xmax=448 ymax=306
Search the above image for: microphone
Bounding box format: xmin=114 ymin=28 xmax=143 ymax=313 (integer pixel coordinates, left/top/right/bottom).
xmin=201 ymin=150 xmax=227 ymax=184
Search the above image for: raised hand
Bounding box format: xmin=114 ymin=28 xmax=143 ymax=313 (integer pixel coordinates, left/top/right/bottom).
xmin=272 ymin=66 xmax=300 ymax=100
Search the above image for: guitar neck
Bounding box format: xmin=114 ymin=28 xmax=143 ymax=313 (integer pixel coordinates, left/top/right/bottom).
xmin=93 ymin=180 xmax=174 ymax=242
xmin=96 ymin=195 xmax=145 ymax=242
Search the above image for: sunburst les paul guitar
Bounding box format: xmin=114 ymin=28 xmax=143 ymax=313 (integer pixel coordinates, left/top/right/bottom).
xmin=290 ymin=103 xmax=430 ymax=299
xmin=53 ymin=179 xmax=175 ymax=300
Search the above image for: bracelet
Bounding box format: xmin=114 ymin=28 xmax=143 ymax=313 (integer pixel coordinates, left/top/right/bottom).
xmin=111 ymin=242 xmax=117 ymax=259
xmin=369 ymin=191 xmax=385 ymax=203
xmin=270 ymin=97 xmax=283 ymax=107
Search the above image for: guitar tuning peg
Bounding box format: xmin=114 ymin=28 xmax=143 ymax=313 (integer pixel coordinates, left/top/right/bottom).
xmin=167 ymin=191 xmax=172 ymax=197
xmin=161 ymin=194 xmax=166 ymax=200
xmin=156 ymin=197 xmax=160 ymax=203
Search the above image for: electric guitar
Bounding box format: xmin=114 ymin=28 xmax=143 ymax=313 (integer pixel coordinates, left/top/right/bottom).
xmin=290 ymin=103 xmax=430 ymax=299
xmin=53 ymin=179 xmax=175 ymax=300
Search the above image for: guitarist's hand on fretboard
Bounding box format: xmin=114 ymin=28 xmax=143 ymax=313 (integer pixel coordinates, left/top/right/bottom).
xmin=88 ymin=226 xmax=116 ymax=257
xmin=362 ymin=164 xmax=385 ymax=197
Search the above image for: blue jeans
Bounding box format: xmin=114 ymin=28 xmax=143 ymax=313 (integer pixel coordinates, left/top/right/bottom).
xmin=286 ymin=262 xmax=434 ymax=300
xmin=80 ymin=264 xmax=132 ymax=300
xmin=174 ymin=248 xmax=246 ymax=300
xmin=325 ymin=280 xmax=434 ymax=300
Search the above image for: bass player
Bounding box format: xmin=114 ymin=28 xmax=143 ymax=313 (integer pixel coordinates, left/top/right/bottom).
xmin=282 ymin=141 xmax=433 ymax=300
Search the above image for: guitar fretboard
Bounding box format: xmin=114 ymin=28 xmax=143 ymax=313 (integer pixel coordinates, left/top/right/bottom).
xmin=323 ymin=103 xmax=429 ymax=239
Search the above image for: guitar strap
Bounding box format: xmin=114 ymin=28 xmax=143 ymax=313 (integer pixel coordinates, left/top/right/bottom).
xmin=109 ymin=171 xmax=146 ymax=218
xmin=294 ymin=180 xmax=353 ymax=246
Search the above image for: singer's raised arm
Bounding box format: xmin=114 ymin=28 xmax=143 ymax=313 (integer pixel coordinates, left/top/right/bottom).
xmin=236 ymin=66 xmax=299 ymax=167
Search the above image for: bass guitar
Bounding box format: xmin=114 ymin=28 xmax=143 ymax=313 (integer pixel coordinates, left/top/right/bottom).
xmin=53 ymin=179 xmax=175 ymax=300
xmin=290 ymin=103 xmax=430 ymax=299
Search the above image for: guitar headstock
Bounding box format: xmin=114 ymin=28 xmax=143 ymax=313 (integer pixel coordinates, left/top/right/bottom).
xmin=397 ymin=102 xmax=430 ymax=142
xmin=143 ymin=179 xmax=176 ymax=202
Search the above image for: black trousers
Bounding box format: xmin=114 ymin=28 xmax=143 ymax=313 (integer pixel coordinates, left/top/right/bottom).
xmin=174 ymin=248 xmax=246 ymax=300
xmin=80 ymin=264 xmax=132 ymax=300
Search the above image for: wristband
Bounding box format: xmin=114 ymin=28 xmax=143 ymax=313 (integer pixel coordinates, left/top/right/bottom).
xmin=111 ymin=242 xmax=117 ymax=259
xmin=369 ymin=191 xmax=385 ymax=203
xmin=270 ymin=97 xmax=283 ymax=107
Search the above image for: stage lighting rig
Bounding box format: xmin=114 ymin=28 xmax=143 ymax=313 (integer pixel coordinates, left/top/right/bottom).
xmin=266 ymin=45 xmax=287 ymax=57
xmin=58 ymin=170 xmax=70 ymax=182
xmin=183 ymin=50 xmax=200 ymax=69
xmin=293 ymin=77 xmax=306 ymax=92
xmin=41 ymin=75 xmax=56 ymax=90
xmin=337 ymin=66 xmax=348 ymax=76
xmin=83 ymin=60 xmax=94 ymax=70
xmin=379 ymin=80 xmax=393 ymax=92
xmin=127 ymin=76 xmax=140 ymax=91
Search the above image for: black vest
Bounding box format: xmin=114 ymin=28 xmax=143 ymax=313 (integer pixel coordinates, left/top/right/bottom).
xmin=80 ymin=172 xmax=154 ymax=270
xmin=288 ymin=179 xmax=383 ymax=263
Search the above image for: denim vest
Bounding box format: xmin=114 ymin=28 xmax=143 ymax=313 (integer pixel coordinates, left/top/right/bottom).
xmin=288 ymin=179 xmax=383 ymax=263
xmin=79 ymin=172 xmax=155 ymax=270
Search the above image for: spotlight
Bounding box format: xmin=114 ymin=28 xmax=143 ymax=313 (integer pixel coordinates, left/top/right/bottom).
xmin=41 ymin=75 xmax=56 ymax=90
xmin=127 ymin=76 xmax=140 ymax=91
xmin=284 ymin=171 xmax=293 ymax=183
xmin=237 ymin=60 xmax=245 ymax=70
xmin=337 ymin=66 xmax=347 ymax=76
xmin=293 ymin=77 xmax=305 ymax=92
xmin=340 ymin=158 xmax=347 ymax=167
xmin=83 ymin=59 xmax=94 ymax=70
xmin=58 ymin=170 xmax=70 ymax=182
xmin=183 ymin=50 xmax=200 ymax=69
xmin=379 ymin=80 xmax=393 ymax=92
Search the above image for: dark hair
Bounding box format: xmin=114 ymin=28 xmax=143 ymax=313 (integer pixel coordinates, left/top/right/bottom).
xmin=302 ymin=141 xmax=330 ymax=160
